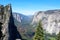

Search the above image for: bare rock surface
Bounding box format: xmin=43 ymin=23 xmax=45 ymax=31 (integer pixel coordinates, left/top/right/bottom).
xmin=0 ymin=4 xmax=22 ymax=40
xmin=32 ymin=10 xmax=60 ymax=34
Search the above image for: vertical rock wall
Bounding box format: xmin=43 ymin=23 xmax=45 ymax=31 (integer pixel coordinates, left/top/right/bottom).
xmin=0 ymin=4 xmax=22 ymax=40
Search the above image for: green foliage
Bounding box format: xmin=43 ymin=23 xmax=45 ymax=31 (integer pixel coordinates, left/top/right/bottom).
xmin=57 ymin=32 xmax=60 ymax=40
xmin=33 ymin=20 xmax=44 ymax=40
xmin=49 ymin=37 xmax=56 ymax=40
xmin=44 ymin=32 xmax=57 ymax=40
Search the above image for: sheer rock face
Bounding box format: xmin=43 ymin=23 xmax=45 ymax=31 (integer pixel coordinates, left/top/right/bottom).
xmin=0 ymin=4 xmax=22 ymax=40
xmin=0 ymin=4 xmax=11 ymax=40
xmin=32 ymin=10 xmax=60 ymax=34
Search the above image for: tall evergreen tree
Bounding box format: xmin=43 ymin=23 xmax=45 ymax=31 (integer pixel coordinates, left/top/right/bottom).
xmin=57 ymin=32 xmax=60 ymax=40
xmin=33 ymin=20 xmax=44 ymax=40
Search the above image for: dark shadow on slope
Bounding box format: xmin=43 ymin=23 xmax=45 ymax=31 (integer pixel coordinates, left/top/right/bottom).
xmin=0 ymin=23 xmax=2 ymax=40
xmin=8 ymin=12 xmax=22 ymax=40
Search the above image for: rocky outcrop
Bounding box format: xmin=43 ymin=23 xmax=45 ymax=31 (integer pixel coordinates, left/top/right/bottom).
xmin=13 ymin=12 xmax=33 ymax=28
xmin=13 ymin=13 xmax=22 ymax=23
xmin=0 ymin=4 xmax=22 ymax=40
xmin=32 ymin=10 xmax=60 ymax=34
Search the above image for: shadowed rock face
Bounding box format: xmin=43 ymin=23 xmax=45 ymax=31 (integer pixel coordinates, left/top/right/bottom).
xmin=8 ymin=6 xmax=22 ymax=40
xmin=0 ymin=5 xmax=4 ymax=40
xmin=0 ymin=4 xmax=22 ymax=40
xmin=0 ymin=22 xmax=2 ymax=40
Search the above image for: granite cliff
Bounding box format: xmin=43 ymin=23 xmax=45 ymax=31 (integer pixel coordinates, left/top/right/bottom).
xmin=0 ymin=4 xmax=22 ymax=40
xmin=32 ymin=10 xmax=60 ymax=34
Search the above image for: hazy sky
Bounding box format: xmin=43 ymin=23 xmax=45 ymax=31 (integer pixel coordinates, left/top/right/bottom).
xmin=0 ymin=0 xmax=60 ymax=15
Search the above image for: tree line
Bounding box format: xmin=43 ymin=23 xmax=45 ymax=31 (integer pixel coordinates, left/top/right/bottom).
xmin=33 ymin=20 xmax=60 ymax=40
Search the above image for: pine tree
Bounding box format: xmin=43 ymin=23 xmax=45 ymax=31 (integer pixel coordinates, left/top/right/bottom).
xmin=33 ymin=20 xmax=44 ymax=40
xmin=57 ymin=32 xmax=60 ymax=40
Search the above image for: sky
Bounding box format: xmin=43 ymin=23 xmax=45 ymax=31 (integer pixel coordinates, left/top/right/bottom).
xmin=0 ymin=0 xmax=60 ymax=15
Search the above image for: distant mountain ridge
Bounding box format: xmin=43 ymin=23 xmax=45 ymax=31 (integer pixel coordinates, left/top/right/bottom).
xmin=12 ymin=9 xmax=60 ymax=40
xmin=13 ymin=12 xmax=33 ymax=23
xmin=32 ymin=9 xmax=60 ymax=34
xmin=12 ymin=12 xmax=34 ymax=40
